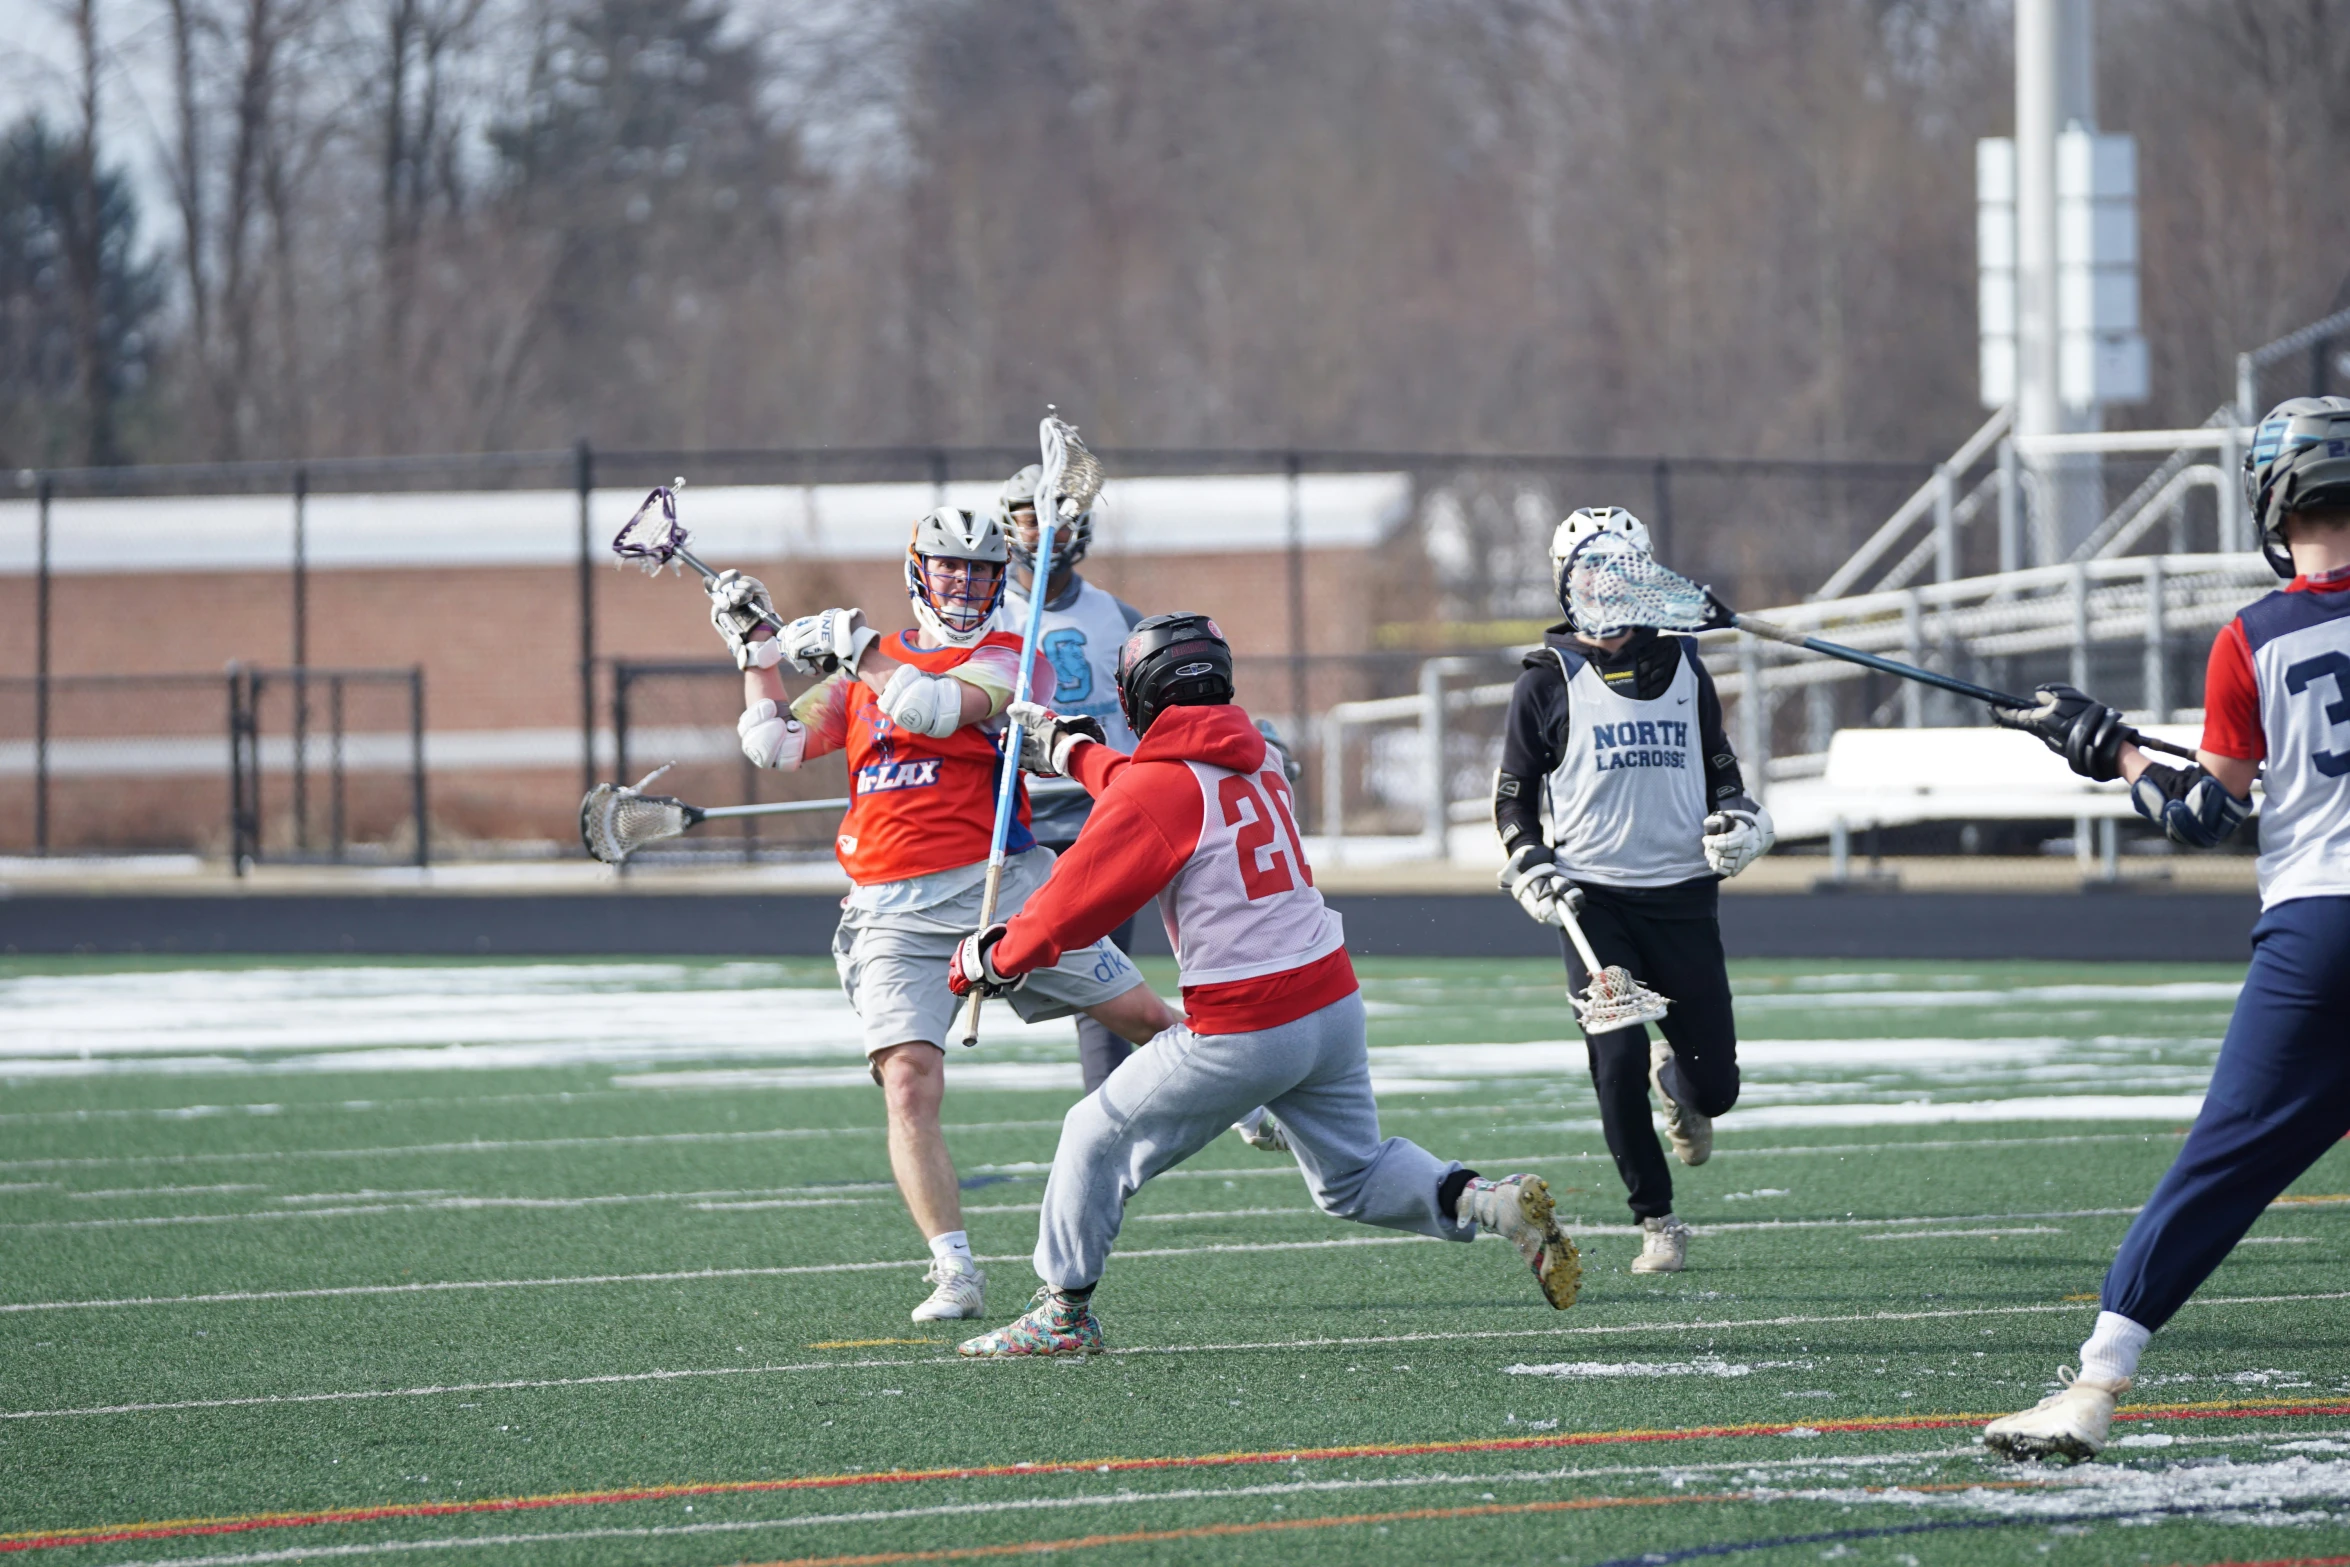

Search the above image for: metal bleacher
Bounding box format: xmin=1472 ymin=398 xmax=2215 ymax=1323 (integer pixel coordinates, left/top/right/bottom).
xmin=1325 ymin=306 xmax=2350 ymax=872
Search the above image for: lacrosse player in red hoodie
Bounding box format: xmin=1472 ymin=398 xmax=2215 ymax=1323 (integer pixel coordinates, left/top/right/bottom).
xmin=943 ymin=613 xmax=1583 ymax=1356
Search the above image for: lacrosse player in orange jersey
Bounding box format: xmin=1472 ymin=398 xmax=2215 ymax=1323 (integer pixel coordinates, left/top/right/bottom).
xmin=707 ymin=504 xmax=1175 ymax=1324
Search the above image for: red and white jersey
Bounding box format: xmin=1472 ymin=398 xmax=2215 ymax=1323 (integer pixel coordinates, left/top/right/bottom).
xmin=2201 ymin=569 xmax=2350 ymax=908
xmin=993 ymin=703 xmax=1357 ymax=1035
xmin=791 ymin=629 xmax=1052 ymax=886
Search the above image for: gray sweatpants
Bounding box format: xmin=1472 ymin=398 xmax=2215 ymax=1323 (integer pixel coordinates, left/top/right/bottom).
xmin=1033 ymin=989 xmax=1470 ymax=1290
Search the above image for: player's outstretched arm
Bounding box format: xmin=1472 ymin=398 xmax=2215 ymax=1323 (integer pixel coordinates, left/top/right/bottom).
xmin=988 ymin=771 xmax=1196 ymax=979
xmin=1993 ymin=682 xmax=2255 ymax=849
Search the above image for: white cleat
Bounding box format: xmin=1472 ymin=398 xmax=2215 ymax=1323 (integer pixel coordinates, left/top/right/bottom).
xmin=1233 ymin=1107 xmax=1290 ymax=1153
xmin=1630 ymin=1214 xmax=1690 ymax=1274
xmin=1651 ymin=1039 xmax=1711 ymax=1165
xmin=1982 ymin=1367 xmax=2127 ymax=1463
xmin=910 ymin=1260 xmax=986 ymax=1322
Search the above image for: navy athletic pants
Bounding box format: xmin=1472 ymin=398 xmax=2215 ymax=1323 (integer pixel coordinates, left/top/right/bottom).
xmin=2102 ymin=894 xmax=2350 ymax=1332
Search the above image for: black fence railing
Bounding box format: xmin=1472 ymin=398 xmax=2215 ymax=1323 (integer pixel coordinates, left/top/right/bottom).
xmin=227 ymin=664 xmax=428 ymax=872
xmin=0 ymin=665 xmax=425 ymax=865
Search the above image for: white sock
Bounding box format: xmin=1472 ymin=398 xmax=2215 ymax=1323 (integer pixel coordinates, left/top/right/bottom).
xmin=927 ymin=1230 xmax=974 ymax=1270
xmin=2078 ymin=1310 xmax=2150 ymax=1385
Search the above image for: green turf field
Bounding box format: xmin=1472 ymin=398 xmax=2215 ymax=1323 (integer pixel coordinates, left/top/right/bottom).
xmin=4 ymin=955 xmax=2348 ymax=1567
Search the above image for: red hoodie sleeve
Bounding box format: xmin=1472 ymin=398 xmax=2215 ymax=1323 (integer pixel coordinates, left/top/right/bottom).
xmin=1066 ymin=737 xmax=1132 ymax=798
xmin=993 ymin=760 xmax=1203 ymax=977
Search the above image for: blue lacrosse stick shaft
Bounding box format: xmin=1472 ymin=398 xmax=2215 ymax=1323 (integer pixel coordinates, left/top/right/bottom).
xmin=959 ymin=422 xmax=1065 ymax=1046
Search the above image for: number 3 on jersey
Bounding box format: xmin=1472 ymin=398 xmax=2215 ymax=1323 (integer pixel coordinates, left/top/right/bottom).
xmin=1218 ymin=771 xmax=1312 ymax=900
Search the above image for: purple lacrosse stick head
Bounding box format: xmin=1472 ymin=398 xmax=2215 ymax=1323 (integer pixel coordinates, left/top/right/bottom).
xmin=612 ymin=483 xmax=687 ymax=574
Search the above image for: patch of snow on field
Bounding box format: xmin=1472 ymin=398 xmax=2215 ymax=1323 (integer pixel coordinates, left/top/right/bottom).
xmin=1503 ymin=1358 xmax=1808 ymax=1379
xmin=0 ymin=964 xmax=1082 ymax=1075
xmin=1778 ymin=1454 xmax=2350 ymax=1526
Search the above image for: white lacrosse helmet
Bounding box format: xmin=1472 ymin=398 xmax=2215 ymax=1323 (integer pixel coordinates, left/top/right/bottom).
xmin=1549 ymin=507 xmax=1652 ymax=621
xmin=996 ymin=462 xmax=1094 ymax=573
xmin=904 ymin=506 xmax=1010 ymax=646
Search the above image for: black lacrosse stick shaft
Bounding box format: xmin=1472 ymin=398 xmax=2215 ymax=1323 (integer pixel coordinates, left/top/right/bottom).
xmin=1783 ymin=628 xmax=2199 ymax=764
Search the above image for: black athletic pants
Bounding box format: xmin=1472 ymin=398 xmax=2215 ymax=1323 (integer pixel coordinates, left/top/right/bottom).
xmin=1561 ymin=876 xmax=1741 ymax=1221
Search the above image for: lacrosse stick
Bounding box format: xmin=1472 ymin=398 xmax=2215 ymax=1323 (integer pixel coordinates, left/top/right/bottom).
xmin=1555 ymin=894 xmax=1671 ymax=1032
xmin=956 ymin=413 xmax=1107 ymax=1047
xmin=1562 ymin=537 xmax=2198 ymax=763
xmin=609 ymin=479 xmax=780 ymax=638
xmin=580 ymin=771 xmax=1087 ymax=866
xmin=580 ymin=766 xmax=846 ymax=865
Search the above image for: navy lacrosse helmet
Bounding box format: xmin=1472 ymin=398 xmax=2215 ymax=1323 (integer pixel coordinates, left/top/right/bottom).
xmin=1116 ymin=612 xmax=1235 ymax=737
xmin=2245 ymin=396 xmax=2350 ymax=578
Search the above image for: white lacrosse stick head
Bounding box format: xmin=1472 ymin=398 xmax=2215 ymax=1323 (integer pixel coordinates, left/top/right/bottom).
xmin=1039 ymin=414 xmax=1106 ymax=523
xmin=1571 ymin=963 xmax=1672 ymax=1032
xmin=578 ymin=765 xmax=690 ymax=865
xmin=1562 ymin=533 xmax=1718 ymax=638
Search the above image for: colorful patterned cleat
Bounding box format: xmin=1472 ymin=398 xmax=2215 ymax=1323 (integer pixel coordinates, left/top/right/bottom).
xmin=1462 ymin=1174 xmax=1582 ymax=1309
xmin=956 ymin=1287 xmax=1106 ymax=1358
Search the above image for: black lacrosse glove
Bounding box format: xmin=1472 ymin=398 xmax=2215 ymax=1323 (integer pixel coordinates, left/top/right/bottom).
xmin=1990 ymin=683 xmax=2129 ymax=782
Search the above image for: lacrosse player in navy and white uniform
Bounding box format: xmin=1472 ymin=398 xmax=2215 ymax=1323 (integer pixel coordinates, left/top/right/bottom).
xmin=942 ymin=614 xmax=1582 ymax=1356
xmin=1982 ymin=397 xmax=2350 ymax=1462
xmin=1492 ymin=508 xmax=1774 ymax=1276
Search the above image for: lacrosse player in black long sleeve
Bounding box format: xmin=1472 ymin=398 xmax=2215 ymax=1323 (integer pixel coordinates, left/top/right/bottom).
xmin=1492 ymin=508 xmax=1774 ymax=1274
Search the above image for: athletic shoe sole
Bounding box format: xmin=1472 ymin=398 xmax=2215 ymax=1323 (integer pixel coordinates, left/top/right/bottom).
xmin=1516 ymin=1177 xmax=1583 ymax=1310
xmin=1983 ymin=1427 xmax=2100 ymax=1463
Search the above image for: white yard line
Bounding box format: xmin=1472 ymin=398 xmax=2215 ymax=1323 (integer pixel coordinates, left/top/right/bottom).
xmin=0 ymin=1236 xmax=1429 ymax=1316
xmin=79 ymin=1449 xmax=1997 ymax=1567
xmin=13 ymin=1290 xmax=2350 ymax=1423
xmin=0 ymin=1125 xmax=947 ymax=1174
xmin=0 ymin=1125 xmax=2197 ymax=1180
xmin=1863 ymin=1227 xmax=2068 ymax=1241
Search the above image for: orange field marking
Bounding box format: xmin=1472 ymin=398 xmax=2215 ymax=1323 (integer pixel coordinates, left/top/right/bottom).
xmin=2 ymin=1396 xmax=2343 ymax=1555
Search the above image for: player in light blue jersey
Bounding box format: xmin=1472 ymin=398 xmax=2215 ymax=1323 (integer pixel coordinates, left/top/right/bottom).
xmin=996 ymin=465 xmax=1149 ymax=1092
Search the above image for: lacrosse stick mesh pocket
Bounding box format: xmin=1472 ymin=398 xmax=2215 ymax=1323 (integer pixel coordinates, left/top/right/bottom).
xmin=1571 ymin=964 xmax=1672 ymax=1033
xmin=580 ymin=785 xmax=694 ymax=864
xmin=611 ymin=484 xmax=686 ymax=572
xmin=1565 ymin=535 xmax=1717 ymax=637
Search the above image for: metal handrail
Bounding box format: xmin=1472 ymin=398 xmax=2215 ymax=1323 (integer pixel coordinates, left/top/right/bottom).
xmin=1813 ymin=406 xmax=2012 ymax=601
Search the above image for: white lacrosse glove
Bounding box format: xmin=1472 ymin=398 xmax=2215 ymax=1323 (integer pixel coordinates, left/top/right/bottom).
xmin=1006 ymin=700 xmax=1105 ymax=777
xmin=706 ymin=569 xmax=781 ymax=671
xmin=780 ymin=607 xmax=879 ymax=679
xmin=737 ymin=699 xmax=806 ymax=770
xmin=879 ymin=664 xmax=966 ymax=739
xmin=1498 ymin=843 xmax=1579 ymax=928
xmin=1702 ymin=802 xmax=1775 ymax=878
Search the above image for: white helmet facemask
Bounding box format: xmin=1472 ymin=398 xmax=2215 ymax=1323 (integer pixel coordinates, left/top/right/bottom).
xmin=905 ymin=506 xmax=1010 ymax=646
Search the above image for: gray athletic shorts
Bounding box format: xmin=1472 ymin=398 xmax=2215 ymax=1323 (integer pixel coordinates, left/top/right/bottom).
xmin=832 ymin=850 xmax=1144 ymax=1062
